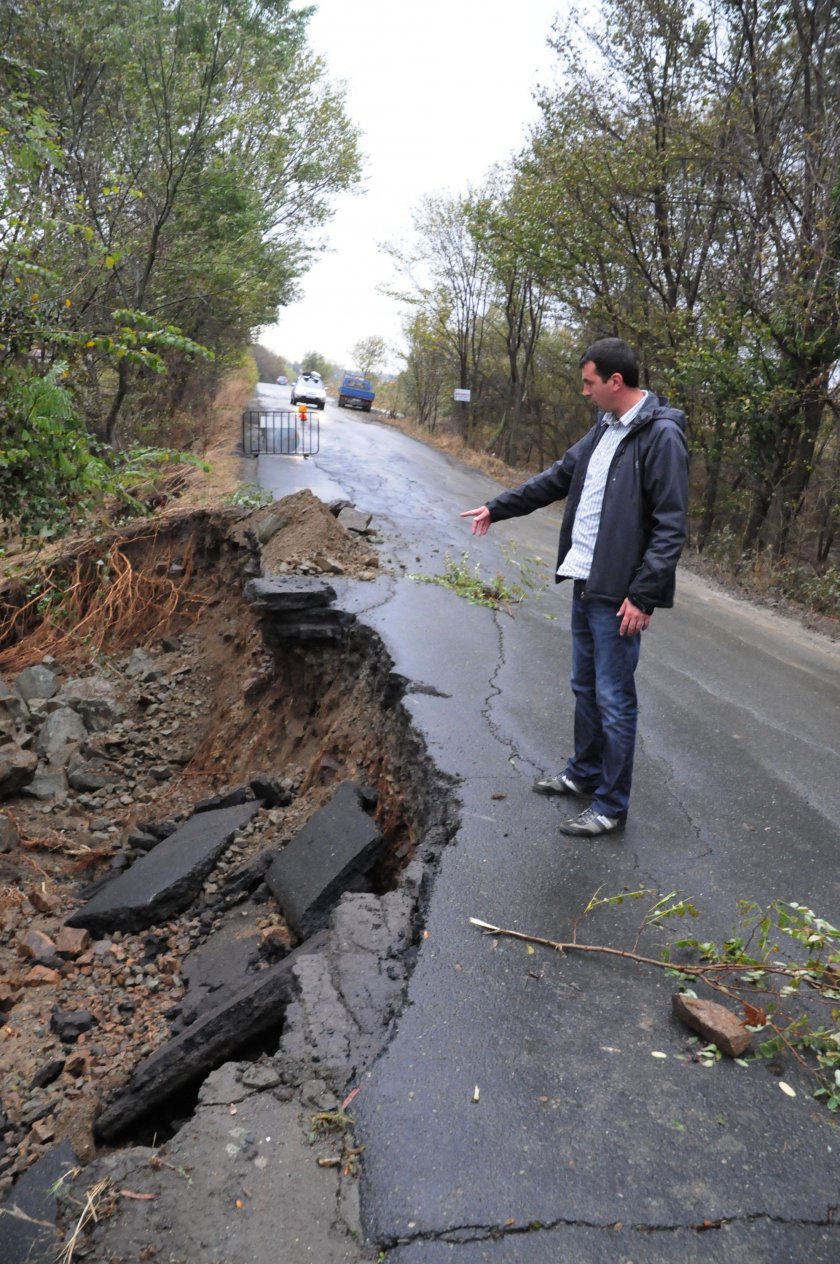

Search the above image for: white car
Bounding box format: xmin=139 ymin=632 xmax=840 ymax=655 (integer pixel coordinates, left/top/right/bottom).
xmin=290 ymin=372 xmax=326 ymax=410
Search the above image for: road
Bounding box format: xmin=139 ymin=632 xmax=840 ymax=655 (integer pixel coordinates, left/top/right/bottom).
xmin=255 ymin=383 xmax=840 ymax=1262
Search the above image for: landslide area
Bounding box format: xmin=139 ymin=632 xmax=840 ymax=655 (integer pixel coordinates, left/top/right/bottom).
xmin=0 ymin=487 xmax=433 ymax=1196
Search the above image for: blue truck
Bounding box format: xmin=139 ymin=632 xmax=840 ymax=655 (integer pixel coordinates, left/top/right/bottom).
xmin=337 ymin=372 xmax=375 ymax=412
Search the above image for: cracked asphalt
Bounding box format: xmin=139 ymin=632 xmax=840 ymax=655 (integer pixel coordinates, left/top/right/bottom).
xmin=256 ymin=386 xmax=840 ymax=1262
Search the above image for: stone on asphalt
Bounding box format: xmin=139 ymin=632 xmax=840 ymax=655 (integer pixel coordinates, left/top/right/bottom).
xmin=265 ymin=781 xmax=386 ymax=938
xmin=672 ymin=992 xmax=753 ymax=1057
xmin=66 ymin=801 xmax=260 ymax=934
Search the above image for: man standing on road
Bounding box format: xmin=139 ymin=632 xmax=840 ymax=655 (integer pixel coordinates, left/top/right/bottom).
xmin=461 ymin=338 xmax=689 ymax=838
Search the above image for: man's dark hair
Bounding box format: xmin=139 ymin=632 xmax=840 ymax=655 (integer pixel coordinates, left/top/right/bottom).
xmin=580 ymin=338 xmax=639 ymax=388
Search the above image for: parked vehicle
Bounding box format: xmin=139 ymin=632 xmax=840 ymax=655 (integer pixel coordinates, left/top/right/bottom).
xmin=337 ymin=372 xmax=375 ymax=412
xmin=290 ymin=372 xmax=326 ymax=409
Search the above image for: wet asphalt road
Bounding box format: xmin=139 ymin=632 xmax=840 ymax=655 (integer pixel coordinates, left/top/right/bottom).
xmin=255 ymin=384 xmax=840 ymax=1262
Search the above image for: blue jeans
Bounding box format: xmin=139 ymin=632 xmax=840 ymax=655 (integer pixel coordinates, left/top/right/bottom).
xmin=565 ymin=581 xmax=641 ymax=819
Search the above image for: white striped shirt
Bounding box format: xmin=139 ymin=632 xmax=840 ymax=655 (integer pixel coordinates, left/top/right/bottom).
xmin=558 ymin=392 xmax=649 ymax=580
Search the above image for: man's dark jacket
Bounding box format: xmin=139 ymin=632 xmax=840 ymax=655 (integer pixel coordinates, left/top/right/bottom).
xmin=486 ymin=394 xmax=689 ymax=612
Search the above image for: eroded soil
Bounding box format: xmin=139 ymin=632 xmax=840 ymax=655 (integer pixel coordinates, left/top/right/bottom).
xmin=0 ymin=489 xmax=424 ymax=1196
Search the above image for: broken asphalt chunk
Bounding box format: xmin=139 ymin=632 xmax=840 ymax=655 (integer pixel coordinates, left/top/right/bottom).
xmin=244 ymin=575 xmax=336 ymax=611
xmin=265 ymin=781 xmax=385 ymax=939
xmin=66 ymin=801 xmax=260 ymax=935
xmin=94 ymin=933 xmax=326 ymax=1141
xmin=244 ymin=575 xmax=355 ymax=644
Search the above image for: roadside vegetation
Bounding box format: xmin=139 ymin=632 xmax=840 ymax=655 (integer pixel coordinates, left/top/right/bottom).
xmin=380 ymin=0 xmax=840 ymax=617
xmin=0 ymin=0 xmax=361 ymax=545
xmin=474 ymin=891 xmax=840 ymax=1113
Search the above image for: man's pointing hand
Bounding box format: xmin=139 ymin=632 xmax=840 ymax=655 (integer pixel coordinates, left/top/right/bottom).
xmin=460 ymin=506 xmax=491 ymax=536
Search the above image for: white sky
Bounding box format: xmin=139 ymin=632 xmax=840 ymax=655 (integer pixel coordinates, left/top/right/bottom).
xmin=258 ymin=0 xmax=563 ymax=372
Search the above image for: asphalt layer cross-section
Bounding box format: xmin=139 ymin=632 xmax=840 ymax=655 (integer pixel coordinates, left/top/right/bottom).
xmin=256 ymin=386 xmax=840 ymax=1262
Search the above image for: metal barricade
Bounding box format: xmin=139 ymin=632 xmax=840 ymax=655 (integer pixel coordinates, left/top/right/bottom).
xmin=241 ymin=409 xmax=320 ymax=457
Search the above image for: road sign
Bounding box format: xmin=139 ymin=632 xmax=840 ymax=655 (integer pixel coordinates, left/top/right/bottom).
xmin=453 ymin=388 xmax=471 ymax=403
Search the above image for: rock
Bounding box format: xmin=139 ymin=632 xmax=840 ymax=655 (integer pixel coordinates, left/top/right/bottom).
xmin=30 ymin=1059 xmax=65 ymax=1089
xmin=34 ymin=708 xmax=86 ymax=762
xmin=94 ymin=933 xmax=326 ymax=1141
xmin=64 ymin=1051 xmax=89 ymax=1078
xmin=14 ymin=665 xmax=59 ymax=704
xmin=255 ymin=511 xmax=286 ymax=543
xmin=336 ymin=506 xmax=372 ymax=533
xmin=55 ymin=676 xmax=125 ymax=731
xmin=50 ymin=1008 xmax=97 ymax=1043
xmin=0 ymin=812 xmax=19 ymax=852
xmin=314 ymin=553 xmax=345 ymax=575
xmin=30 ymin=1118 xmax=55 ymax=1145
xmin=672 ymin=993 xmax=754 ymax=1058
xmin=55 ymin=927 xmax=91 ymax=958
xmin=18 ymin=929 xmax=58 ymax=961
xmin=0 ymin=746 xmax=38 ymax=799
xmin=29 ymin=887 xmax=61 ymax=914
xmin=249 ymin=774 xmax=293 ymax=807
xmin=20 ymin=770 xmax=68 ymax=801
xmin=265 ymin=781 xmax=385 ymax=939
xmin=0 ymin=982 xmax=20 ymax=1011
xmin=0 ymin=678 xmax=30 ymax=726
xmin=23 ymin=966 xmax=61 ymax=987
xmin=124 ymin=649 xmax=164 ymax=682
xmin=66 ymin=801 xmax=261 ymax=935
xmin=67 ymin=765 xmax=111 ymax=792
xmin=193 ymin=787 xmax=250 ymax=814
xmin=126 ymin=829 xmax=160 ymax=852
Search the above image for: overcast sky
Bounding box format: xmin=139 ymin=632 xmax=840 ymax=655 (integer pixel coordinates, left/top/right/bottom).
xmin=258 ymin=0 xmax=562 ymax=372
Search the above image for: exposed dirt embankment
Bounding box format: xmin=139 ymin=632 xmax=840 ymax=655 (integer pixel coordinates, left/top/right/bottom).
xmin=0 ymin=490 xmax=453 ymax=1211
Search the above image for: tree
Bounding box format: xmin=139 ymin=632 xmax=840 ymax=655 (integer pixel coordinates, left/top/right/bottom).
xmin=386 ymin=191 xmax=495 ymax=439
xmin=2 ymin=0 xmax=361 ymax=443
xmin=350 ymin=335 xmax=388 ymax=380
xmin=517 ymin=0 xmax=840 ymax=564
xmin=470 ymin=177 xmax=551 ymax=464
xmin=300 ymin=350 xmax=336 ymax=382
xmin=401 ymin=312 xmax=449 ymax=431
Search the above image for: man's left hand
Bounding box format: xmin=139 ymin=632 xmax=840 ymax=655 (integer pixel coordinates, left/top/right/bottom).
xmin=617 ymin=597 xmax=651 ymax=636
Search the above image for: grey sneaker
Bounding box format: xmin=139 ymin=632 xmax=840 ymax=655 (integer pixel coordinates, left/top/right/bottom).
xmin=558 ymin=806 xmax=624 ymax=837
xmin=533 ymin=772 xmax=589 ymax=797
